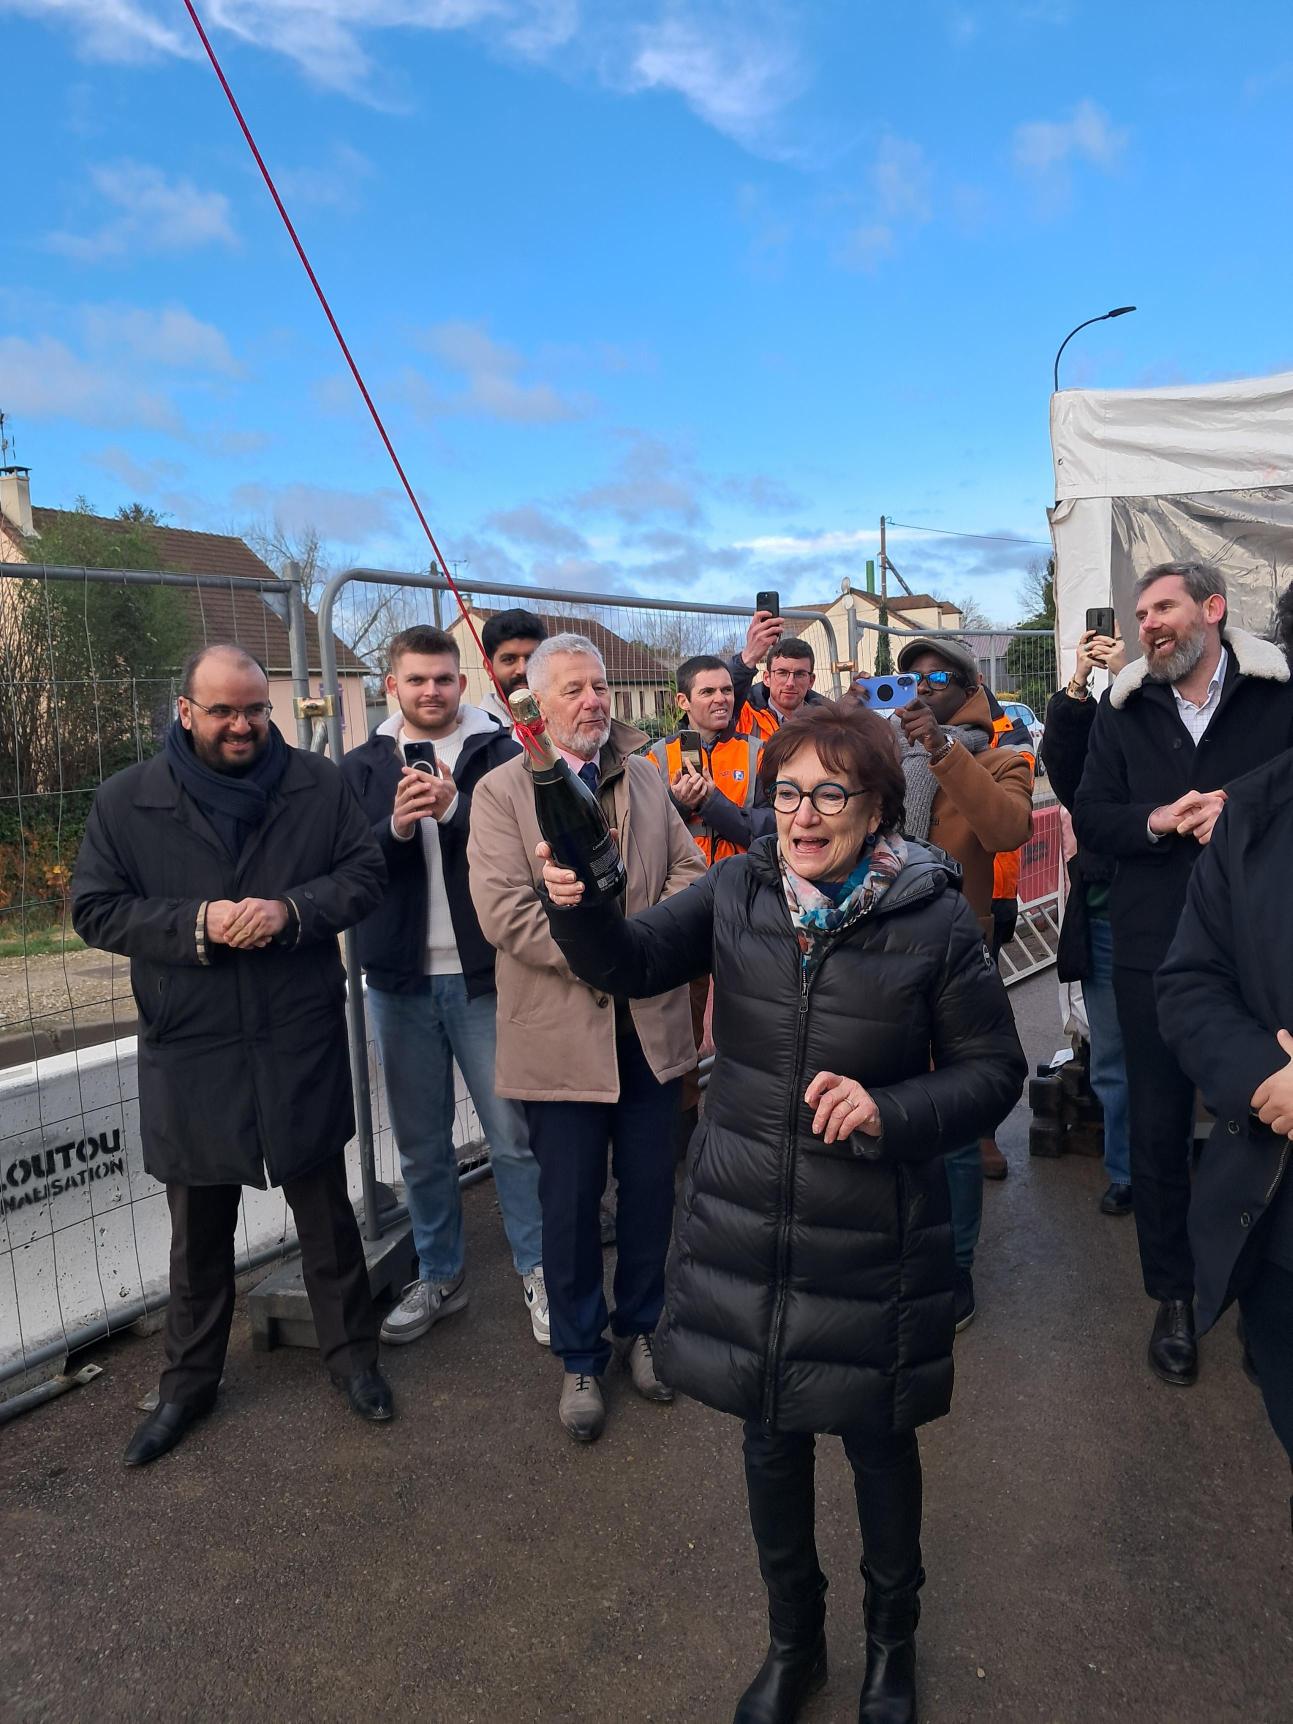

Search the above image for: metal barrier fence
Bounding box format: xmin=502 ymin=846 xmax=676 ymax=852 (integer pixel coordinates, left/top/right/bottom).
xmin=1 ymin=559 xmax=1060 ymax=1390
xmin=0 ymin=562 xmax=491 ymax=1388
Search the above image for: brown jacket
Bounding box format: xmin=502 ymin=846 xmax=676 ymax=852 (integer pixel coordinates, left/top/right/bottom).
xmin=468 ymin=719 xmax=706 ymax=1102
xmin=924 ymin=688 xmax=1034 ymax=931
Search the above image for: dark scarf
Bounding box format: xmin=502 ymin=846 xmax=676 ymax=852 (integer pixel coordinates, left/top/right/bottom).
xmin=164 ymin=719 xmax=291 ymax=860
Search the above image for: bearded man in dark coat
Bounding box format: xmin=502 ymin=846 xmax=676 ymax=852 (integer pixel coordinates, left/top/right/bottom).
xmin=72 ymin=644 xmax=391 ymax=1467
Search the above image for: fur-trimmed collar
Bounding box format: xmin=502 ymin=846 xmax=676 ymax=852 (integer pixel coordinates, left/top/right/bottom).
xmin=1109 ymin=628 xmax=1289 ymax=710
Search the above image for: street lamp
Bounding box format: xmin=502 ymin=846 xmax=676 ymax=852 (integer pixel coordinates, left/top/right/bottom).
xmin=1052 ymin=306 xmax=1137 ymax=394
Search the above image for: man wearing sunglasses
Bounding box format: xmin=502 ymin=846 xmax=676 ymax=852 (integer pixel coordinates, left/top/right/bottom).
xmin=890 ymin=636 xmax=1034 ymax=1331
xmin=72 ymin=643 xmax=391 ymax=1466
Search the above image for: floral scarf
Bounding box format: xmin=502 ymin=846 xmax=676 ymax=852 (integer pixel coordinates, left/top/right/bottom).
xmin=780 ymin=831 xmax=908 ymax=987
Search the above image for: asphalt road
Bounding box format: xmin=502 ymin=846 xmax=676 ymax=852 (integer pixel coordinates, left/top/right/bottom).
xmin=3 ymin=971 xmax=1290 ymax=1724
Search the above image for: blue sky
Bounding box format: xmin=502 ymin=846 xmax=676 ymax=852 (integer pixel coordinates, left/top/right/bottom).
xmin=4 ymin=1 xmax=1293 ymax=623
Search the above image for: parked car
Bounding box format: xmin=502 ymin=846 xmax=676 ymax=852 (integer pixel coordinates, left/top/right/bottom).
xmin=1001 ymin=700 xmax=1045 ymax=772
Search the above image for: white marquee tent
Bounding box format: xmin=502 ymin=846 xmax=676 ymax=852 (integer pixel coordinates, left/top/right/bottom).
xmin=1048 ymin=368 xmax=1293 ymax=664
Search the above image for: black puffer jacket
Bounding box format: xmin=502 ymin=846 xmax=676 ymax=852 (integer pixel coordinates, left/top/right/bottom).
xmin=545 ymin=835 xmax=1026 ymax=1437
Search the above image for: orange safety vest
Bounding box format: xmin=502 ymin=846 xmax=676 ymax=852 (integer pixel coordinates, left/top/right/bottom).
xmin=648 ymin=731 xmax=763 ymax=865
xmin=988 ymin=708 xmax=1034 ymax=902
xmin=735 ymin=700 xmax=780 ymax=744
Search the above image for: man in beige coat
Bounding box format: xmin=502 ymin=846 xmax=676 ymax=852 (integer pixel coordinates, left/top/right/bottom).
xmin=469 ymin=633 xmax=705 ymax=1441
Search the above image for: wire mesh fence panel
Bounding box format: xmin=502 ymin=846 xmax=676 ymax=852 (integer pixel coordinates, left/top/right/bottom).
xmin=0 ymin=563 xmax=305 ymax=1386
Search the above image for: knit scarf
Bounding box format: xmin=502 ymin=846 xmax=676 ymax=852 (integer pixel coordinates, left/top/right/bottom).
xmin=892 ymin=722 xmax=990 ymax=841
xmin=164 ymin=718 xmax=290 ymax=859
xmin=780 ymin=831 xmax=908 ymax=988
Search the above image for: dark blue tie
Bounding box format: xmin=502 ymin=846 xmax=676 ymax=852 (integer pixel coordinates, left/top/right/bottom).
xmin=579 ymin=761 xmax=600 ymax=793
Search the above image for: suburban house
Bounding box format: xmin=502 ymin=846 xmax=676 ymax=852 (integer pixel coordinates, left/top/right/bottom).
xmin=0 ymin=467 xmax=371 ymax=748
xmin=448 ymin=604 xmax=674 ymax=725
xmin=783 ymin=586 xmax=967 ymax=685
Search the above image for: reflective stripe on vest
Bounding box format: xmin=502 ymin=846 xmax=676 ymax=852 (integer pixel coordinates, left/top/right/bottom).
xmin=648 ymin=732 xmax=762 ymax=864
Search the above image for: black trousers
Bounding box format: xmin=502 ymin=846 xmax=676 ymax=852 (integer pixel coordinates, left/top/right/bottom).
xmin=1113 ymin=965 xmax=1197 ymax=1301
xmin=1239 ymin=1260 xmax=1293 ymax=1466
xmin=159 ymin=1152 xmax=378 ymax=1404
xmin=525 ymin=1031 xmax=681 ymax=1376
xmin=741 ymin=1421 xmax=923 ymax=1625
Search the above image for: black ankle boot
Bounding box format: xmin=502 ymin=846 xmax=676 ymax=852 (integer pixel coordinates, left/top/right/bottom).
xmin=733 ymin=1597 xmax=827 ymax=1724
xmin=857 ymin=1566 xmax=922 ymax=1724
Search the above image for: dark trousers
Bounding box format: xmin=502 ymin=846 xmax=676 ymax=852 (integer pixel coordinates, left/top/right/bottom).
xmin=1239 ymin=1261 xmax=1293 ymax=1466
xmin=1113 ymin=965 xmax=1197 ymax=1300
xmin=741 ymin=1422 xmax=923 ymax=1625
xmin=159 ymin=1152 xmax=378 ymax=1404
xmin=525 ymin=1031 xmax=681 ymax=1375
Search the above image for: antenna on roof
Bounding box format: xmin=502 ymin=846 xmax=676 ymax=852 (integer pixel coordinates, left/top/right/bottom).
xmin=0 ymin=410 xmax=13 ymax=468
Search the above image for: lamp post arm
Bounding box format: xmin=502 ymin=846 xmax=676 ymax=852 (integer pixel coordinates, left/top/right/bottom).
xmin=1053 ymin=314 xmax=1108 ymax=395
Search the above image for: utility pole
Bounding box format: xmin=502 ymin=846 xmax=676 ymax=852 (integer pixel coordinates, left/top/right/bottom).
xmin=877 ymin=516 xmax=892 ymax=674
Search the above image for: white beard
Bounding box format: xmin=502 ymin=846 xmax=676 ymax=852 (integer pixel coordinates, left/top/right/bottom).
xmin=548 ymin=717 xmax=612 ymax=759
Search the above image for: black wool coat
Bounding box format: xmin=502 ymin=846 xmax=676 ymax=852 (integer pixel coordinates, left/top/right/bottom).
xmin=1041 ymin=687 xmax=1115 ymax=983
xmin=71 ymin=743 xmax=386 ymax=1189
xmin=545 ymin=836 xmax=1026 ymax=1437
xmin=1073 ymin=629 xmax=1293 ymax=973
xmin=1156 ymin=751 xmax=1293 ymax=1332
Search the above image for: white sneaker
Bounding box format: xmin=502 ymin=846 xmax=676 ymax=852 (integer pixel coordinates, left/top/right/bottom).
xmin=380 ymin=1272 xmax=468 ymax=1345
xmin=523 ymin=1267 xmax=550 ymax=1346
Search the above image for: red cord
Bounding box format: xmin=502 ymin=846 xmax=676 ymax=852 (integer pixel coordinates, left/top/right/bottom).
xmin=179 ymin=0 xmax=540 ymax=754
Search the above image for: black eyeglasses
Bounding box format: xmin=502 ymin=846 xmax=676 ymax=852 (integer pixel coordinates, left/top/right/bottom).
xmin=185 ymin=700 xmax=273 ymax=722
xmin=770 ymin=781 xmax=870 ymax=816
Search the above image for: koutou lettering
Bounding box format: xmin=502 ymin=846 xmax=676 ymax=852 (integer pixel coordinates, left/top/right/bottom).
xmin=1 ymin=1131 xmax=126 ymax=1215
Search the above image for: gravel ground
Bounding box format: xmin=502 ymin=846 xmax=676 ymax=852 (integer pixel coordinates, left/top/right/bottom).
xmin=0 ymin=948 xmax=133 ymax=1039
xmin=2 ymin=971 xmax=1291 ymax=1724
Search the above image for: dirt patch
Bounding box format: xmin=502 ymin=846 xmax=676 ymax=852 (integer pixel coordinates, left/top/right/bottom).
xmin=0 ymin=947 xmax=135 ymax=1060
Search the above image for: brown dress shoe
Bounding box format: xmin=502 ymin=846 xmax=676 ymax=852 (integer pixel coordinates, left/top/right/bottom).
xmin=980 ymin=1137 xmax=1008 ymax=1180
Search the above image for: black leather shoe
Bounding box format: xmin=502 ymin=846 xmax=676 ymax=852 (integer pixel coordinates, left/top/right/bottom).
xmin=331 ymin=1364 xmax=394 ymax=1421
xmin=1148 ymin=1299 xmax=1197 ymax=1386
xmin=123 ymin=1392 xmax=216 ymax=1468
xmin=733 ymin=1629 xmax=827 ymax=1724
xmin=858 ymin=1568 xmax=921 ymax=1724
xmin=1099 ymin=1182 xmax=1133 ymax=1217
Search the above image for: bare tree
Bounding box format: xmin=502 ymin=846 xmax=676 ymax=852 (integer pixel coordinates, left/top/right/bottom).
xmin=238 ymin=515 xmax=400 ymax=668
xmin=947 ymin=590 xmax=998 ymax=633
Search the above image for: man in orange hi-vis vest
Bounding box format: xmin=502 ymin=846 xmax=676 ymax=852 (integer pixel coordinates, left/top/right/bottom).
xmin=649 ymin=655 xmax=775 ymax=1144
xmin=648 ymin=656 xmax=772 ymax=864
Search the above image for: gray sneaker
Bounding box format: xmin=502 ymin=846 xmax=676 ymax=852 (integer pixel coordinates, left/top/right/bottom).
xmin=380 ymin=1273 xmax=468 ymax=1345
xmin=613 ymin=1332 xmax=674 ymax=1403
xmin=558 ymin=1371 xmax=605 ymax=1442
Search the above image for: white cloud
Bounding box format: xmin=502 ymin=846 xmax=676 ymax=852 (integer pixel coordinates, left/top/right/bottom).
xmin=229 ymin=481 xmax=402 ymax=543
xmin=0 ymin=0 xmax=195 ymax=63
xmin=79 ymin=305 xmax=242 ymax=375
xmin=1013 ymin=99 xmax=1127 ymax=175
xmin=837 ymin=133 xmax=933 ymax=272
xmin=0 ymin=301 xmax=243 ymax=436
xmin=626 ymin=10 xmax=805 ymax=153
xmin=9 ymin=1 xmax=807 ymax=153
xmin=44 ymin=160 xmax=238 ymax=261
xmin=573 ymin=434 xmax=703 ymax=526
xmin=405 ymin=321 xmax=583 ymax=424
xmin=485 ymin=505 xmax=588 ymax=552
xmin=871 ymin=135 xmax=933 ymax=224
xmin=0 ymin=335 xmax=181 ymax=432
xmin=276 ymin=144 xmax=375 ymax=212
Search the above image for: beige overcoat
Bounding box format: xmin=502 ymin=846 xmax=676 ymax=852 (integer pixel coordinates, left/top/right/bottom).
xmin=468 ymin=720 xmax=706 ymax=1102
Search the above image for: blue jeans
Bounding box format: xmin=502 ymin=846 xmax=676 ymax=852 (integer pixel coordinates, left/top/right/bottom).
xmin=1084 ymin=917 xmax=1133 ymax=1188
xmin=367 ymin=978 xmax=543 ymax=1281
xmin=944 ymin=1144 xmax=982 ymax=1272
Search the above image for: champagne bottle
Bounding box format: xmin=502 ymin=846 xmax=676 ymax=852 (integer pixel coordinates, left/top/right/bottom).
xmin=509 ymin=690 xmax=627 ymax=903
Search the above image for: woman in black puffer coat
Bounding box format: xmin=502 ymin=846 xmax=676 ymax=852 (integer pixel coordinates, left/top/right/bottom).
xmin=538 ymin=702 xmax=1025 ymax=1724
